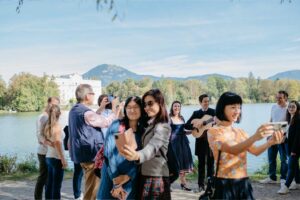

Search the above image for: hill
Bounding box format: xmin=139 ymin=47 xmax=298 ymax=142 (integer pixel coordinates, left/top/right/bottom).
xmin=268 ymin=70 xmax=300 ymax=80
xmin=82 ymin=64 xmax=234 ymax=86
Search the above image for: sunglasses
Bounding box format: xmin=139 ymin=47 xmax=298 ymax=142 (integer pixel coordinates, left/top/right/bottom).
xmin=144 ymin=100 xmax=155 ymax=108
xmin=88 ymin=92 xmax=95 ymax=95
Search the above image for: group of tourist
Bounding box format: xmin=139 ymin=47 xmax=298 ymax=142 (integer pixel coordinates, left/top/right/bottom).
xmin=34 ymin=84 xmax=299 ymax=200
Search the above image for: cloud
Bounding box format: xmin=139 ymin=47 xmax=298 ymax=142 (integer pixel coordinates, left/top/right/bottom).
xmin=131 ymin=54 xmax=300 ymax=79
xmin=293 ymin=37 xmax=300 ymax=42
xmin=118 ymin=19 xmax=215 ymax=29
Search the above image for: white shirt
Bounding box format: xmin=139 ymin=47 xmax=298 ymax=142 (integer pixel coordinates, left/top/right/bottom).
xmin=271 ymin=104 xmax=287 ymax=122
xmin=46 ymin=129 xmax=65 ymax=160
xmin=36 ymin=113 xmax=48 ymax=155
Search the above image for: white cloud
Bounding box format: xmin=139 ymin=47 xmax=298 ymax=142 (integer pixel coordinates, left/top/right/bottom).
xmin=293 ymin=37 xmax=300 ymax=42
xmin=131 ymin=54 xmax=300 ymax=79
xmin=118 ymin=19 xmax=215 ymax=29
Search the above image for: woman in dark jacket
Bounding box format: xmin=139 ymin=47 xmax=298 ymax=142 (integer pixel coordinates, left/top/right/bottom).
xmin=278 ymin=100 xmax=300 ymax=194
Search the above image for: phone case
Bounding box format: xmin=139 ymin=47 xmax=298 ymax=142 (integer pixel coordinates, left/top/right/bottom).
xmin=115 ymin=124 xmax=137 ymax=153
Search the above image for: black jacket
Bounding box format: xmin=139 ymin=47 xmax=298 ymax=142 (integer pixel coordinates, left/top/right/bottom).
xmin=287 ymin=115 xmax=300 ymax=155
xmin=184 ymin=108 xmax=215 ymax=155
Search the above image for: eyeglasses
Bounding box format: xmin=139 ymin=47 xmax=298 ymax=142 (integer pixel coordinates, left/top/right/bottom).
xmin=144 ymin=100 xmax=155 ymax=108
xmin=88 ymin=92 xmax=95 ymax=95
xmin=288 ymin=105 xmax=296 ymax=109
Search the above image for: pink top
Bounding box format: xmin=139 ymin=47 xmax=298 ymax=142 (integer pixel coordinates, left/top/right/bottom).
xmin=208 ymin=126 xmax=249 ymax=179
xmin=84 ymin=111 xmax=116 ymax=128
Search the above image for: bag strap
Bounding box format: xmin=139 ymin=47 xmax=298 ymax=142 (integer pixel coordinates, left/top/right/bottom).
xmin=215 ymin=150 xmax=221 ymax=177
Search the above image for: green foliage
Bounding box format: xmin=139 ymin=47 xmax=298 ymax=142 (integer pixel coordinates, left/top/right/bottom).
xmin=105 ymin=74 xmax=300 ymax=105
xmin=5 ymin=73 xmax=59 ymax=112
xmin=0 ymin=154 xmax=17 ymax=174
xmin=0 ymin=76 xmax=6 ymax=109
xmin=16 ymin=154 xmax=38 ymax=173
xmin=0 ymin=154 xmax=38 ymax=175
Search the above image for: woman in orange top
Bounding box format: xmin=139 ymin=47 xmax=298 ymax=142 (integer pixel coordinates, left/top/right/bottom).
xmin=207 ymin=92 xmax=285 ymax=199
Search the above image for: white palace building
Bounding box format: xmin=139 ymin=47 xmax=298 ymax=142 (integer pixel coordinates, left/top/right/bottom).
xmin=54 ymin=74 xmax=102 ymax=105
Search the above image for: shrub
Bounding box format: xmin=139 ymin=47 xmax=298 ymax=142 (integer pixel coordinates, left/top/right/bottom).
xmin=16 ymin=153 xmax=38 ymax=173
xmin=0 ymin=154 xmax=17 ymax=174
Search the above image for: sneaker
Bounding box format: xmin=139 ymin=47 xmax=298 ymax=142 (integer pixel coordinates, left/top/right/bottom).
xmin=277 ymin=184 xmax=289 ymax=194
xmin=74 ymin=193 xmax=83 ymax=200
xmin=280 ymin=179 xmax=286 ymax=186
xmin=259 ymin=177 xmax=277 ymax=184
xmin=289 ymin=181 xmax=300 ymax=190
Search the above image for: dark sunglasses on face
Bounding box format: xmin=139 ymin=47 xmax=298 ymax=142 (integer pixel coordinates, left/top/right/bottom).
xmin=144 ymin=100 xmax=155 ymax=108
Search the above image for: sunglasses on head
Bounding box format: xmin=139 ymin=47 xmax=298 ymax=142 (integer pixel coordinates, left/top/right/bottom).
xmin=144 ymin=100 xmax=155 ymax=108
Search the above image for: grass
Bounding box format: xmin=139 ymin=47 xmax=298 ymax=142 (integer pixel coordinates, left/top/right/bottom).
xmin=0 ymin=170 xmax=74 ymax=181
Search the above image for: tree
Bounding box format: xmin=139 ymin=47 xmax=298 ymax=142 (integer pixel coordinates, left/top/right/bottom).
xmin=7 ymin=73 xmax=59 ymax=112
xmin=258 ymin=79 xmax=275 ymax=102
xmin=284 ymin=80 xmax=300 ymax=101
xmin=0 ymin=76 xmax=6 ymax=109
xmin=246 ymin=72 xmax=259 ymax=102
xmin=17 ymin=0 xmax=119 ymax=20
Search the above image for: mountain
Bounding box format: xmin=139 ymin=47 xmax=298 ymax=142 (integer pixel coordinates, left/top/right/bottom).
xmin=82 ymin=64 xmax=160 ymax=86
xmin=268 ymin=70 xmax=300 ymax=80
xmin=185 ymin=73 xmax=234 ymax=81
xmin=82 ymin=64 xmax=234 ymax=86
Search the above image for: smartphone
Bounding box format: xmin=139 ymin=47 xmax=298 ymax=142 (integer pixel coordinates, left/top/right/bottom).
xmin=108 ymin=95 xmax=115 ymax=102
xmin=268 ymin=121 xmax=288 ymax=133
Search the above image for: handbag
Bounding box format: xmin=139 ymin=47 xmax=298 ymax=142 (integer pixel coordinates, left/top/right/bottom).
xmin=94 ymin=145 xmax=105 ymax=178
xmin=199 ymin=150 xmax=221 ymax=200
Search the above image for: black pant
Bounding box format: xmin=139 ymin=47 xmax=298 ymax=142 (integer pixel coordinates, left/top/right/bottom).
xmin=34 ymin=154 xmax=48 ymax=200
xmin=197 ymin=141 xmax=214 ymax=188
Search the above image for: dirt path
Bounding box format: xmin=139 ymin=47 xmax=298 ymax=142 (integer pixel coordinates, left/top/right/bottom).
xmin=0 ymin=179 xmax=299 ymax=200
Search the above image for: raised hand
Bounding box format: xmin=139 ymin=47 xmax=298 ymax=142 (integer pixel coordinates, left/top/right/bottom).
xmin=254 ymin=124 xmax=275 ymax=141
xmin=121 ymin=144 xmax=140 ymax=161
xmin=267 ymin=129 xmax=285 ymax=145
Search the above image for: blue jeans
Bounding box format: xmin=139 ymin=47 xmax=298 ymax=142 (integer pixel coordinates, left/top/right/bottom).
xmin=73 ymin=163 xmax=83 ymax=199
xmin=285 ymin=154 xmax=300 ymax=187
xmin=45 ymin=158 xmax=64 ymax=200
xmin=267 ymin=142 xmax=288 ymax=181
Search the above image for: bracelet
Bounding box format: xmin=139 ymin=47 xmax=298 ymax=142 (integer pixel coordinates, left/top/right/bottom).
xmin=113 ymin=184 xmax=121 ymax=189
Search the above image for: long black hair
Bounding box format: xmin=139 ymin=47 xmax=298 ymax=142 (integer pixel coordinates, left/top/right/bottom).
xmin=142 ymin=89 xmax=169 ymax=125
xmin=215 ymin=91 xmax=243 ymax=123
xmin=121 ymin=96 xmax=146 ymax=134
xmin=169 ymin=100 xmax=185 ymax=122
xmin=286 ymin=100 xmax=300 ymax=126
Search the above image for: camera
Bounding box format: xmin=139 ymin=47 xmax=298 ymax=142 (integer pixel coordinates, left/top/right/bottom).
xmin=269 ymin=121 xmax=288 ymax=133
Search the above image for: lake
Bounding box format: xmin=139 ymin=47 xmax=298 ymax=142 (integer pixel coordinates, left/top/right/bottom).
xmin=0 ymin=103 xmax=274 ymax=174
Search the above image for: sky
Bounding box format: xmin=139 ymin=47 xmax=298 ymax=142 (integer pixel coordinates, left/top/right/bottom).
xmin=0 ymin=0 xmax=300 ymax=83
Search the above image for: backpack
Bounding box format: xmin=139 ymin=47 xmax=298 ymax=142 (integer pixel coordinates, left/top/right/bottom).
xmin=63 ymin=126 xmax=69 ymax=150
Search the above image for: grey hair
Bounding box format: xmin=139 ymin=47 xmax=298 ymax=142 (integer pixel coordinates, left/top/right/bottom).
xmin=75 ymin=84 xmax=93 ymax=103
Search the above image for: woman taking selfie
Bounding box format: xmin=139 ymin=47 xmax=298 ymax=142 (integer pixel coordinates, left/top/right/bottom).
xmin=207 ymin=92 xmax=284 ymax=199
xmin=97 ymin=96 xmax=146 ymax=200
xmin=122 ymin=89 xmax=171 ymax=200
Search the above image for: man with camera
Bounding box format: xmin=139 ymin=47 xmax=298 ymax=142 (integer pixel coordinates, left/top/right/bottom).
xmin=69 ymin=84 xmax=121 ymax=200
